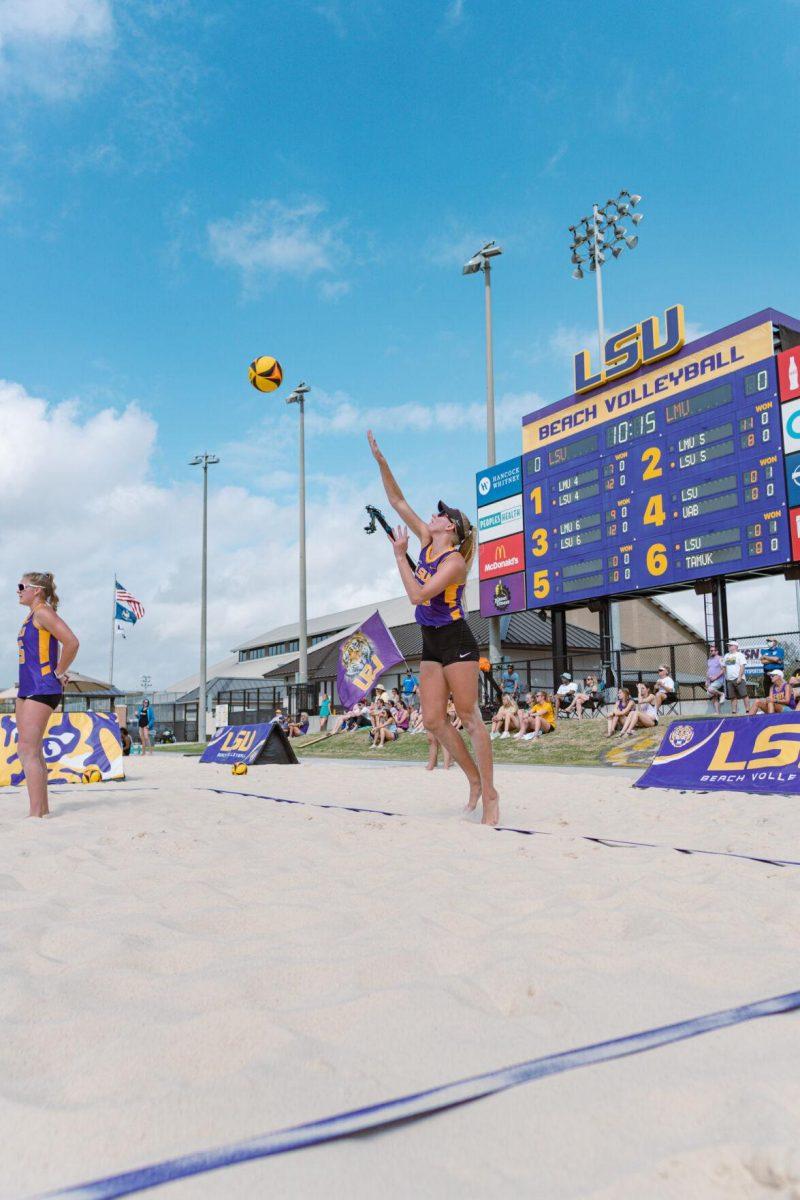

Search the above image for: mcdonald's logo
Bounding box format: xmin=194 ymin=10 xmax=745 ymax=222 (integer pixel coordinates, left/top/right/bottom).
xmin=479 ymin=532 xmax=524 ymax=580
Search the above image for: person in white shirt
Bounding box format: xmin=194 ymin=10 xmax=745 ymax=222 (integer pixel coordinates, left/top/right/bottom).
xmin=555 ymin=672 xmax=578 ymax=714
xmin=723 ymin=640 xmax=748 ymax=714
xmin=653 ymin=665 xmax=676 ymax=711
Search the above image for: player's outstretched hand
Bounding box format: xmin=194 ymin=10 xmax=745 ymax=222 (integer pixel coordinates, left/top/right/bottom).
xmin=367 ymin=429 xmax=384 ymax=463
xmin=392 ymin=525 xmax=409 ymax=558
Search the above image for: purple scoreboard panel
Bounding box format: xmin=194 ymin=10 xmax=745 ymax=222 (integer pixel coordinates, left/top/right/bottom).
xmin=514 ymin=309 xmax=800 ymax=610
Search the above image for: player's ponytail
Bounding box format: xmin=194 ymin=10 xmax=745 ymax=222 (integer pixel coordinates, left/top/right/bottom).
xmin=25 ymin=571 xmax=59 ymax=610
xmin=458 ymin=525 xmax=476 ymax=571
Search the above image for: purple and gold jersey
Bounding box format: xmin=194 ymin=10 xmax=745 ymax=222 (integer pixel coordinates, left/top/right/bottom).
xmin=18 ymin=612 xmax=61 ymax=697
xmin=414 ymin=544 xmax=467 ymax=627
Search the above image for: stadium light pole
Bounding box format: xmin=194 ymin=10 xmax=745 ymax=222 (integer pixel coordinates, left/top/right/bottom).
xmin=189 ymin=452 xmax=220 ymax=742
xmin=569 ymin=191 xmax=643 ymax=688
xmin=286 ymin=382 xmax=310 ymax=685
xmin=463 ymin=241 xmax=503 ymax=669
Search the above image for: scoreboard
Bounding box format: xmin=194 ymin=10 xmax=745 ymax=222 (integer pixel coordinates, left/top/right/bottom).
xmin=476 ymin=309 xmax=800 ymax=618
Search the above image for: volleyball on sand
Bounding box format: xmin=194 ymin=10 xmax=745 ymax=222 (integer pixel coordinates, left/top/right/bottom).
xmin=81 ymin=767 xmax=103 ymax=784
xmin=232 ymin=762 xmax=248 ymax=775
xmin=248 ymin=356 xmax=283 ymax=393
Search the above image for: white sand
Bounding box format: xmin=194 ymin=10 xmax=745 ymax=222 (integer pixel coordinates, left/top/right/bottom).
xmin=2 ymin=755 xmax=799 ymax=1199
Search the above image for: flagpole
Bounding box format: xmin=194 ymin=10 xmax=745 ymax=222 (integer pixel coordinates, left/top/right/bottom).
xmin=109 ymin=575 xmax=116 ymax=686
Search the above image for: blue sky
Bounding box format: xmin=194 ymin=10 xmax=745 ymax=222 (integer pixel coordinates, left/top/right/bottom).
xmin=0 ymin=0 xmax=798 ymax=687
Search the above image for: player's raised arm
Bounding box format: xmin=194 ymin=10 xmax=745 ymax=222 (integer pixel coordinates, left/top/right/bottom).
xmin=367 ymin=430 xmax=431 ymax=544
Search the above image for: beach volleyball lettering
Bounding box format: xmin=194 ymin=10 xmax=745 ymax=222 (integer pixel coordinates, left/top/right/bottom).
xmin=636 ymin=714 xmax=800 ymax=795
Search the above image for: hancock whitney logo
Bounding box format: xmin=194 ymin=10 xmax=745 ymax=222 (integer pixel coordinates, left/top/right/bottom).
xmin=668 ymin=724 xmax=695 ymax=749
xmin=478 ymin=476 xmax=491 ymax=496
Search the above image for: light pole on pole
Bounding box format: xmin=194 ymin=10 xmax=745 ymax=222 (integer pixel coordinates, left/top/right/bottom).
xmin=463 ymin=240 xmax=503 ymax=668
xmin=569 ymin=191 xmax=643 ymax=689
xmin=286 ymin=382 xmax=310 ymax=686
xmin=189 ymin=452 xmax=220 ymax=741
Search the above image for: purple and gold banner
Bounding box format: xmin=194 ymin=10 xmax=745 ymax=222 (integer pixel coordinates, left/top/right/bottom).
xmin=0 ymin=711 xmax=124 ymax=786
xmin=336 ymin=611 xmax=404 ymax=709
xmin=635 ymin=714 xmax=800 ymax=795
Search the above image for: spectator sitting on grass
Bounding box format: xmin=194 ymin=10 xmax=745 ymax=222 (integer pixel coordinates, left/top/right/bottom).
xmin=332 ymin=700 xmax=367 ymax=733
xmin=287 ymin=711 xmax=309 ymax=738
xmin=620 ymin=683 xmax=659 ymax=737
xmin=392 ymin=699 xmax=410 ymax=731
xmin=555 ymin=673 xmax=578 ymax=714
xmin=605 ymin=688 xmax=633 ymax=737
xmin=371 ymin=704 xmax=400 ymax=749
xmin=566 ymin=673 xmax=603 ymax=719
xmin=789 ymin=666 xmax=800 ymax=705
xmin=653 ymin=665 xmax=677 ymax=710
xmin=515 ymin=690 xmax=556 ymax=742
xmin=490 ymin=693 xmax=520 ymax=739
xmin=748 ymin=670 xmax=795 ymax=714
xmin=408 ymin=707 xmax=425 ymax=733
xmin=704 ymin=645 xmax=725 ymax=715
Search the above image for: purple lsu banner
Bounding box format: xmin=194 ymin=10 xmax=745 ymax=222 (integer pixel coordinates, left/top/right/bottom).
xmin=200 ymin=722 xmax=273 ymax=766
xmin=635 ymin=714 xmax=800 ymax=795
xmin=336 ymin=611 xmax=404 ymax=709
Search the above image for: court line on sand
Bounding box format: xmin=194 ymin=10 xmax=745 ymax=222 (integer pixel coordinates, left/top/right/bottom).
xmin=209 ymin=787 xmax=800 ymax=870
xmin=29 ymin=988 xmax=800 ymax=1200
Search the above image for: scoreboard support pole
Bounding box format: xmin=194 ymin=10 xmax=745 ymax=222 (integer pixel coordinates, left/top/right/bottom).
xmin=596 ymin=599 xmax=619 ymax=695
xmin=711 ymin=577 xmax=730 ymax=650
xmin=551 ymin=607 xmax=569 ymax=691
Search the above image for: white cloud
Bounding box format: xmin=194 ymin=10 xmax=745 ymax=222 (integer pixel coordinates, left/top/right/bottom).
xmin=443 ymin=0 xmax=465 ymax=27
xmin=207 ymin=200 xmax=347 ymax=297
xmin=0 ymin=376 xmax=401 ymax=691
xmin=319 ymin=279 xmax=351 ymax=301
xmin=0 ymin=0 xmax=114 ymax=98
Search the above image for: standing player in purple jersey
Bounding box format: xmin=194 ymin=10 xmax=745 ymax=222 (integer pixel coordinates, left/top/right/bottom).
xmin=368 ymin=431 xmax=499 ymax=825
xmin=16 ymin=572 xmax=79 ymax=818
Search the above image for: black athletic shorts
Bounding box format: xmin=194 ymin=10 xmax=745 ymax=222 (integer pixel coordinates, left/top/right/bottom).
xmin=18 ymin=693 xmax=61 ymax=710
xmin=420 ymin=621 xmax=480 ymax=667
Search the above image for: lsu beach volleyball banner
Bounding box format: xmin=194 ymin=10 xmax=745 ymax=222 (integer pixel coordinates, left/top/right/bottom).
xmin=0 ymin=712 xmax=124 ymax=786
xmin=635 ymin=713 xmax=800 ymax=795
xmin=200 ymin=721 xmax=298 ymax=766
xmin=336 ymin=611 xmax=404 ymax=708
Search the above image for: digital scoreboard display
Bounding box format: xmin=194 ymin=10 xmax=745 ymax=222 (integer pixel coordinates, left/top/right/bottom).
xmin=520 ymin=354 xmax=790 ymax=608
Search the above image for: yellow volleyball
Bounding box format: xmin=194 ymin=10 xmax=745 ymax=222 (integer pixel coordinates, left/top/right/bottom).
xmin=248 ymin=356 xmax=283 ymax=393
xmin=232 ymin=762 xmax=248 ymax=775
xmin=81 ymin=766 xmax=103 ymax=784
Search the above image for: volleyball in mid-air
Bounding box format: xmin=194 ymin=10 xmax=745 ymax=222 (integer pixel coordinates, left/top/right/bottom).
xmin=81 ymin=766 xmax=103 ymax=784
xmin=248 ymin=355 xmax=283 ymax=393
xmin=232 ymin=761 xmax=248 ymax=775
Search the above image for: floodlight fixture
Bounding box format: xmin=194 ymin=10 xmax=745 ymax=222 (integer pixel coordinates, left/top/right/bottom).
xmin=625 ymin=235 xmax=638 ymax=249
xmin=572 ymin=265 xmax=584 ymax=279
xmin=631 ymin=212 xmax=643 ymax=225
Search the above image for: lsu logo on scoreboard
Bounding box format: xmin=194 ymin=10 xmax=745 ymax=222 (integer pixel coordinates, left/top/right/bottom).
xmin=574 ymin=304 xmax=685 ymax=395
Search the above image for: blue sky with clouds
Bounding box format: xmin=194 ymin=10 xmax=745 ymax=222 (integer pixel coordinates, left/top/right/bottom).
xmin=0 ymin=0 xmax=798 ymax=687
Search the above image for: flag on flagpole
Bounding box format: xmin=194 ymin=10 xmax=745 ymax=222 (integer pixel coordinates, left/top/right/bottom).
xmin=115 ymin=581 xmax=145 ymax=623
xmin=336 ymin=611 xmax=404 ymax=708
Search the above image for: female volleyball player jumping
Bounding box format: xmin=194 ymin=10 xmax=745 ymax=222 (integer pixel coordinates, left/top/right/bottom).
xmin=16 ymin=572 xmax=79 ymax=817
xmin=367 ymin=431 xmax=499 ymax=825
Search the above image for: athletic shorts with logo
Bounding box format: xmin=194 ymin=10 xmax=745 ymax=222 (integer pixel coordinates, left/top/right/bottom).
xmin=421 ymin=621 xmax=480 ymax=667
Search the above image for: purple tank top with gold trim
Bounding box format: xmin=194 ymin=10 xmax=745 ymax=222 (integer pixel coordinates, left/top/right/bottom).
xmin=414 ymin=545 xmax=467 ymax=627
xmin=18 ymin=611 xmax=61 ymax=696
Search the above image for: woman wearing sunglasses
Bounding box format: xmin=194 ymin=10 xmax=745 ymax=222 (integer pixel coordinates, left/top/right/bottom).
xmin=368 ymin=430 xmax=499 ymax=825
xmin=16 ymin=572 xmax=79 ymax=817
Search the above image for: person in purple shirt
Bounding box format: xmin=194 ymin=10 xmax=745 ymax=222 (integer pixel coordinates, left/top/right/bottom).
xmin=368 ymin=429 xmax=499 ymax=825
xmin=704 ymin=644 xmax=725 ymax=714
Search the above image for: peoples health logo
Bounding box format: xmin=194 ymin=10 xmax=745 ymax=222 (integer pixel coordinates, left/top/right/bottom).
xmin=668 ymin=724 xmax=695 ymax=749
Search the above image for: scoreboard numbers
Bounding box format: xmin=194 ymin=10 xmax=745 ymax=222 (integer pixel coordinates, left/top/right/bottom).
xmin=521 ymin=356 xmax=792 ymax=607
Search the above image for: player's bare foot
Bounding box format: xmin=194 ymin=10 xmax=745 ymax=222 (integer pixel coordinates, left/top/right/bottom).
xmin=465 ymin=778 xmax=481 ymax=812
xmin=481 ymin=789 xmax=500 ymax=826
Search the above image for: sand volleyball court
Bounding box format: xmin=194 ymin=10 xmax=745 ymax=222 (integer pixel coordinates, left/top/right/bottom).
xmin=3 ymin=755 xmax=799 ymax=1198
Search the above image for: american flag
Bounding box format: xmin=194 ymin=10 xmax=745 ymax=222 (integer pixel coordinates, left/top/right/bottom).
xmin=115 ymin=581 xmax=145 ymax=621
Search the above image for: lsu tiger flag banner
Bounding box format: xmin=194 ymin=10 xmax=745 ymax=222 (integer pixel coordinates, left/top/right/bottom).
xmin=336 ymin=611 xmax=404 ymax=708
xmin=635 ymin=713 xmax=800 ymax=795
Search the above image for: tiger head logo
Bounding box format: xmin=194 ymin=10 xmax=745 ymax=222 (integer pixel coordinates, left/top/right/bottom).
xmin=340 ymin=632 xmax=376 ymax=681
xmin=668 ymin=723 xmax=695 ymax=749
